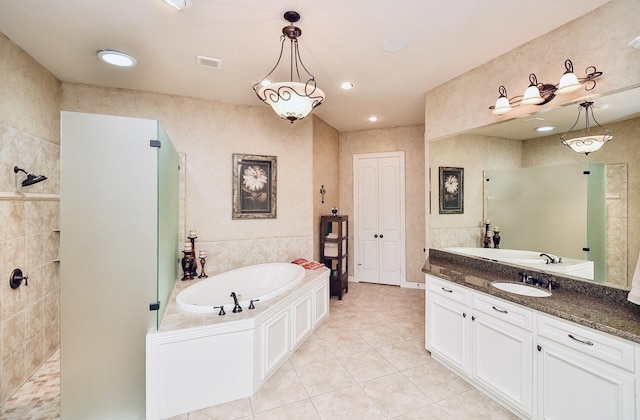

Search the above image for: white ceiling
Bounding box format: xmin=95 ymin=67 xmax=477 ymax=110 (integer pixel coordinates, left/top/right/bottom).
xmin=0 ymin=0 xmax=613 ymax=132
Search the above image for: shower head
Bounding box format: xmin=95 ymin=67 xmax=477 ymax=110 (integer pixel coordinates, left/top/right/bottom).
xmin=13 ymin=166 xmax=48 ymax=187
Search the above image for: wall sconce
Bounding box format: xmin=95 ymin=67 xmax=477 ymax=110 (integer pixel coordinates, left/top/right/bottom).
xmin=560 ymin=101 xmax=612 ymax=155
xmin=490 ymin=59 xmax=602 ymax=115
xmin=320 ymin=185 xmax=326 ymax=203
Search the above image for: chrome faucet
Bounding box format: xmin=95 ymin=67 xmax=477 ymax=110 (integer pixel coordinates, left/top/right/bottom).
xmin=540 ymin=253 xmax=562 ymax=264
xmin=230 ymin=292 xmax=243 ymax=313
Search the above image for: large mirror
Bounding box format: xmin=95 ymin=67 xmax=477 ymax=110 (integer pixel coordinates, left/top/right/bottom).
xmin=429 ymin=85 xmax=640 ymax=289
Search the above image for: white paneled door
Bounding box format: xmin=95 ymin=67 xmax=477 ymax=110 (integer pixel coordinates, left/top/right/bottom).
xmin=354 ymin=152 xmax=405 ymax=285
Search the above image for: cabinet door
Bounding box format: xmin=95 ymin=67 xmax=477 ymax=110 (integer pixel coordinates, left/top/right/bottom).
xmin=537 ymin=338 xmax=635 ymax=420
xmin=427 ymin=293 xmax=469 ymax=373
xmin=472 ymin=314 xmax=533 ymax=416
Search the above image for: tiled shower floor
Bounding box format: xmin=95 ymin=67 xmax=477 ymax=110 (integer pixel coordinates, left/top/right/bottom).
xmin=0 ymin=349 xmax=60 ymax=419
xmin=1 ymin=282 xmax=518 ymax=419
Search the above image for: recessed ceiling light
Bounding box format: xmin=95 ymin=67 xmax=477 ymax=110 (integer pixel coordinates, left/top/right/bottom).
xmin=368 ymin=116 xmax=378 ymax=122
xmin=97 ymin=50 xmax=137 ymax=67
xmin=339 ymin=81 xmax=354 ymax=90
xmin=382 ymin=37 xmax=407 ymax=52
xmin=161 ymin=0 xmax=192 ymax=10
xmin=536 ymin=125 xmax=556 ymax=132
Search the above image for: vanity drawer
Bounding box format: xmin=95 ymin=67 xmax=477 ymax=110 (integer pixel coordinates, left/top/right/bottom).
xmin=472 ymin=292 xmax=533 ymax=332
xmin=427 ymin=275 xmax=470 ymax=306
xmin=537 ymin=314 xmax=635 ymax=372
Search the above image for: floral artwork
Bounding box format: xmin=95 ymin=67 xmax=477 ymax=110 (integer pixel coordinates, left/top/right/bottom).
xmin=439 ymin=167 xmax=463 ymax=214
xmin=233 ymin=154 xmax=277 ymax=219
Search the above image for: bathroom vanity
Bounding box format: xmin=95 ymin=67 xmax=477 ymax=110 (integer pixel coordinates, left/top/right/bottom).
xmin=424 ymin=249 xmax=640 ymax=420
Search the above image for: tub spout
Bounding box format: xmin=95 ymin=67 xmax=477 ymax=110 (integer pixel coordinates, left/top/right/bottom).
xmin=230 ymin=292 xmax=243 ymax=313
xmin=540 ymin=253 xmax=562 ymax=264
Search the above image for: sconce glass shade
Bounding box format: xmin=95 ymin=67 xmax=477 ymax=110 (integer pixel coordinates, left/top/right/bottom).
xmin=557 ymin=71 xmax=581 ymax=94
xmin=161 ymin=0 xmax=191 ymax=10
xmin=255 ymin=81 xmax=325 ymax=122
xmin=522 ymin=84 xmax=544 ymax=105
xmin=493 ymin=96 xmax=512 ymax=115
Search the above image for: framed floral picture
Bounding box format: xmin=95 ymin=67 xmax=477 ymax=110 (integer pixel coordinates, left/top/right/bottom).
xmin=232 ymin=154 xmax=277 ymax=219
xmin=439 ymin=167 xmax=463 ymax=214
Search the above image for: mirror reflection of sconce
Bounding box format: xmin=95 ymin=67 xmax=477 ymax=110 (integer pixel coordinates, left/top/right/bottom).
xmin=13 ymin=166 xmax=48 ymax=187
xmin=320 ymin=185 xmax=326 ymax=203
xmin=9 ymin=268 xmax=28 ymax=289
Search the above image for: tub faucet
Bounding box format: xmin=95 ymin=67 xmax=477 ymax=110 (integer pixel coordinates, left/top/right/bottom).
xmin=540 ymin=253 xmax=562 ymax=264
xmin=230 ymin=292 xmax=243 ymax=313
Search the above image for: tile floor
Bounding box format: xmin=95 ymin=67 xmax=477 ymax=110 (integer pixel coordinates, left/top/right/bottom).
xmin=0 ymin=349 xmax=60 ymax=419
xmin=170 ymin=282 xmax=518 ymax=419
xmin=0 ymin=282 xmax=519 ymax=419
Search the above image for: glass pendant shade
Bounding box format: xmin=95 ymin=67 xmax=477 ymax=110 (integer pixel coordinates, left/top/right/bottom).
xmin=493 ymin=96 xmax=512 ymax=115
xmin=256 ymin=82 xmax=325 ymax=122
xmin=522 ymin=84 xmax=544 ymax=105
xmin=557 ymin=71 xmax=581 ymax=94
xmin=560 ymin=101 xmax=613 ymax=155
xmin=253 ymin=11 xmax=324 ymax=123
xmin=561 ymin=133 xmax=612 ymax=155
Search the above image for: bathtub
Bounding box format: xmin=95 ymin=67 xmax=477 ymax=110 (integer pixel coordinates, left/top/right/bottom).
xmin=176 ymin=262 xmax=306 ymax=313
xmin=148 ymin=264 xmax=329 ymax=419
xmin=444 ymin=247 xmax=594 ymax=279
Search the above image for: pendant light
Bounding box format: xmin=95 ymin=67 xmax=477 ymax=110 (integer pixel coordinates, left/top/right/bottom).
xmin=560 ymin=102 xmax=612 ymax=155
xmin=252 ymin=11 xmax=325 ymax=123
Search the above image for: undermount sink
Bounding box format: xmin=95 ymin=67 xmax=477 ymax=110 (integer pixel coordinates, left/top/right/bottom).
xmin=491 ymin=282 xmax=551 ymax=297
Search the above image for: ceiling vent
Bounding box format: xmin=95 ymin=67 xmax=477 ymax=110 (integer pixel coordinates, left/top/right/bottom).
xmin=196 ymin=55 xmax=222 ymax=69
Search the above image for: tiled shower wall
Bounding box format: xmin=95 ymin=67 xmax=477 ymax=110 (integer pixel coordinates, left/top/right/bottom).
xmin=606 ymin=163 xmax=628 ymax=289
xmin=0 ymin=123 xmax=60 ymax=403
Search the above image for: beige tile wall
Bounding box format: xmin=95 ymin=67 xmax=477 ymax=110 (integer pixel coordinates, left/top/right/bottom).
xmin=0 ymin=32 xmax=61 ymax=403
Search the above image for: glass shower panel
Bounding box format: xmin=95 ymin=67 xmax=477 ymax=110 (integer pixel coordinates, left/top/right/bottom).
xmin=156 ymin=123 xmax=179 ymax=328
xmin=60 ymin=112 xmax=160 ymax=419
xmin=485 ymin=163 xmax=588 ymax=260
xmin=587 ymin=162 xmax=606 ymax=282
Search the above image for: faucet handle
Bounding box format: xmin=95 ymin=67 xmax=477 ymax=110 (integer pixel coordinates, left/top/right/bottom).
xmin=214 ymin=305 xmax=226 ymax=316
xmin=249 ymin=299 xmax=260 ymax=310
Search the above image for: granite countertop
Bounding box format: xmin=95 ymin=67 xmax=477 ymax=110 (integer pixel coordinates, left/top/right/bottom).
xmin=424 ymin=249 xmax=640 ymax=344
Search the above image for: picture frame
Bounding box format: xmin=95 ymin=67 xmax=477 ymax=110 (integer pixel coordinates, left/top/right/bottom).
xmin=232 ymin=154 xmax=277 ymax=219
xmin=439 ymin=166 xmax=463 ymax=214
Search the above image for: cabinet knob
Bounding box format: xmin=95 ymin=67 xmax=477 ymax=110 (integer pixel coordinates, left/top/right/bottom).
xmin=374 ymin=234 xmax=378 ymax=238
xmin=379 ymin=234 xmax=384 ymax=238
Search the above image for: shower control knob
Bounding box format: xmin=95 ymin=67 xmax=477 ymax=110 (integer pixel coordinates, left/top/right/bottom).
xmin=9 ymin=268 xmax=28 ymax=289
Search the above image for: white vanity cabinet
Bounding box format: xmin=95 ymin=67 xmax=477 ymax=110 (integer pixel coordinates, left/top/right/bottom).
xmin=426 ymin=275 xmax=471 ymax=374
xmin=471 ymin=293 xmax=534 ymax=417
xmin=425 ymin=274 xmax=639 ymax=420
xmin=536 ymin=314 xmax=636 ymax=420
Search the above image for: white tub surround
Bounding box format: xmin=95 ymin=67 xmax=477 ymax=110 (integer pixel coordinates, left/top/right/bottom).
xmin=444 ymin=247 xmax=594 ymax=279
xmin=146 ymin=267 xmax=329 ymax=419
